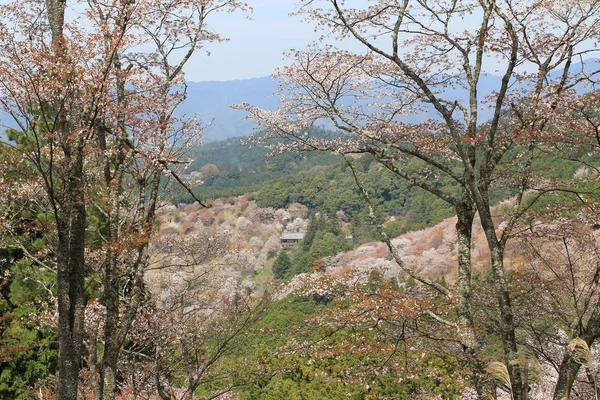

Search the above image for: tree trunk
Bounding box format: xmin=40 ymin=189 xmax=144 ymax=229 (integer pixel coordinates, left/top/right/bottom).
xmin=455 ymin=197 xmax=488 ymax=398
xmin=465 ymin=167 xmax=524 ymax=399
xmin=56 ymin=148 xmax=87 ymax=400
xmin=45 ymin=0 xmax=65 ymax=40
xmin=99 ymin=257 xmax=119 ymax=400
xmin=469 ymin=174 xmax=523 ymax=398
xmin=553 ymin=355 xmax=581 ymax=400
xmin=489 ymin=243 xmax=524 ymax=399
xmin=99 ymin=162 xmax=162 ymax=400
xmin=553 ymin=311 xmax=600 ymax=400
xmin=44 ymin=1 xmax=88 ymax=397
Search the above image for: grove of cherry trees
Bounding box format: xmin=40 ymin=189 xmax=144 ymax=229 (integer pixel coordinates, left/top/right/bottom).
xmin=1 ymin=0 xmax=600 ymax=399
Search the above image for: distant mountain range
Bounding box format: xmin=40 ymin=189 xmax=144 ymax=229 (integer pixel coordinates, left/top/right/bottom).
xmin=177 ymin=77 xmax=280 ymax=142
xmin=169 ymin=60 xmax=599 ymax=141
xmin=0 ymin=76 xmax=280 ymax=143
xmin=1 ymin=59 xmax=597 ymax=143
xmin=179 ymin=74 xmax=504 ymax=141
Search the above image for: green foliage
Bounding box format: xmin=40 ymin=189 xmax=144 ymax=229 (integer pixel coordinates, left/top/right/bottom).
xmin=255 ymin=180 xmax=290 ymax=210
xmin=253 ymin=155 xmax=458 ymax=240
xmin=0 ymin=144 xmax=60 ymax=398
xmin=172 ymin=136 xmax=343 ymax=203
xmin=384 ymin=220 xmax=404 ymax=238
xmin=225 ymin=296 xmax=323 ymax=362
xmin=220 ymin=294 xmax=466 ymax=400
xmin=272 ymin=251 xmax=292 ymax=279
xmin=0 ymin=260 xmax=57 ymax=399
xmin=173 ymin=138 xmax=471 ymax=244
xmin=288 ymin=213 xmax=351 ymax=276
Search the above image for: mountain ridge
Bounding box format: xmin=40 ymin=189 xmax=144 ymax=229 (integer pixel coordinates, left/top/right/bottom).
xmin=1 ymin=59 xmax=597 ymax=142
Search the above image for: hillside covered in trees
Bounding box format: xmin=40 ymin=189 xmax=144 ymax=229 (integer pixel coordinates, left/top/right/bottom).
xmin=2 ymin=0 xmax=600 ymax=400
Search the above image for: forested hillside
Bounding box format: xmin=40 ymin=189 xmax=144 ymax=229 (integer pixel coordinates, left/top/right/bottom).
xmin=2 ymin=0 xmax=600 ymax=400
xmin=177 ymin=136 xmax=457 ymax=232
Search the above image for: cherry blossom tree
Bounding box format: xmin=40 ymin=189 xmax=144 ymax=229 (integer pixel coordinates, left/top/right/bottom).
xmin=0 ymin=0 xmax=248 ymax=398
xmin=514 ymin=222 xmax=600 ymax=399
xmin=73 ymin=229 xmax=270 ymax=400
xmin=240 ymin=1 xmax=600 ymax=398
xmin=296 ymin=269 xmax=466 ymax=398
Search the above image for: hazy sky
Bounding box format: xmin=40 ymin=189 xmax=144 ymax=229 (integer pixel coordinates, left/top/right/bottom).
xmin=0 ymin=0 xmax=319 ymax=82
xmin=186 ymin=1 xmax=319 ymax=82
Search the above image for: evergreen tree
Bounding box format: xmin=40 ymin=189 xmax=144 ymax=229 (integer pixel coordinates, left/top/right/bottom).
xmin=272 ymin=251 xmax=293 ymax=279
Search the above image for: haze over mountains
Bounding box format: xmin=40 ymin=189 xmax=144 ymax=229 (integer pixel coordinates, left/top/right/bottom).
xmin=1 ymin=60 xmax=597 ymax=143
xmin=172 ymin=74 xmax=504 ymax=141
xmin=175 ymin=59 xmax=597 ymax=142
xmin=0 ymin=74 xmax=502 ymax=142
xmin=0 ymin=76 xmax=280 ymax=143
xmin=178 ymin=77 xmax=280 ymax=141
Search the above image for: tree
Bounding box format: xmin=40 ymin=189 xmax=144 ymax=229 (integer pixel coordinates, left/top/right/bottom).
xmin=515 ymin=221 xmax=600 ymax=399
xmin=107 ymin=230 xmax=270 ymax=400
xmin=240 ymin=1 xmax=600 ymax=398
xmin=0 ymin=0 xmax=248 ymax=398
xmin=243 ymin=269 xmax=466 ymax=399
xmin=200 ymin=163 xmax=220 ymax=182
xmin=272 ymin=251 xmax=292 ymax=280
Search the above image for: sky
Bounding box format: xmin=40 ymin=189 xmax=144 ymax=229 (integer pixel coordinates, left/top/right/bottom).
xmin=2 ymin=0 xmax=596 ymax=83
xmin=185 ymin=0 xmax=321 ymax=82
xmin=0 ymin=0 xmax=321 ymax=82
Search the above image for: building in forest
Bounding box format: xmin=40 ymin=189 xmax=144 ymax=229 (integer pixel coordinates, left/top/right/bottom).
xmin=280 ymin=232 xmax=305 ymax=249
